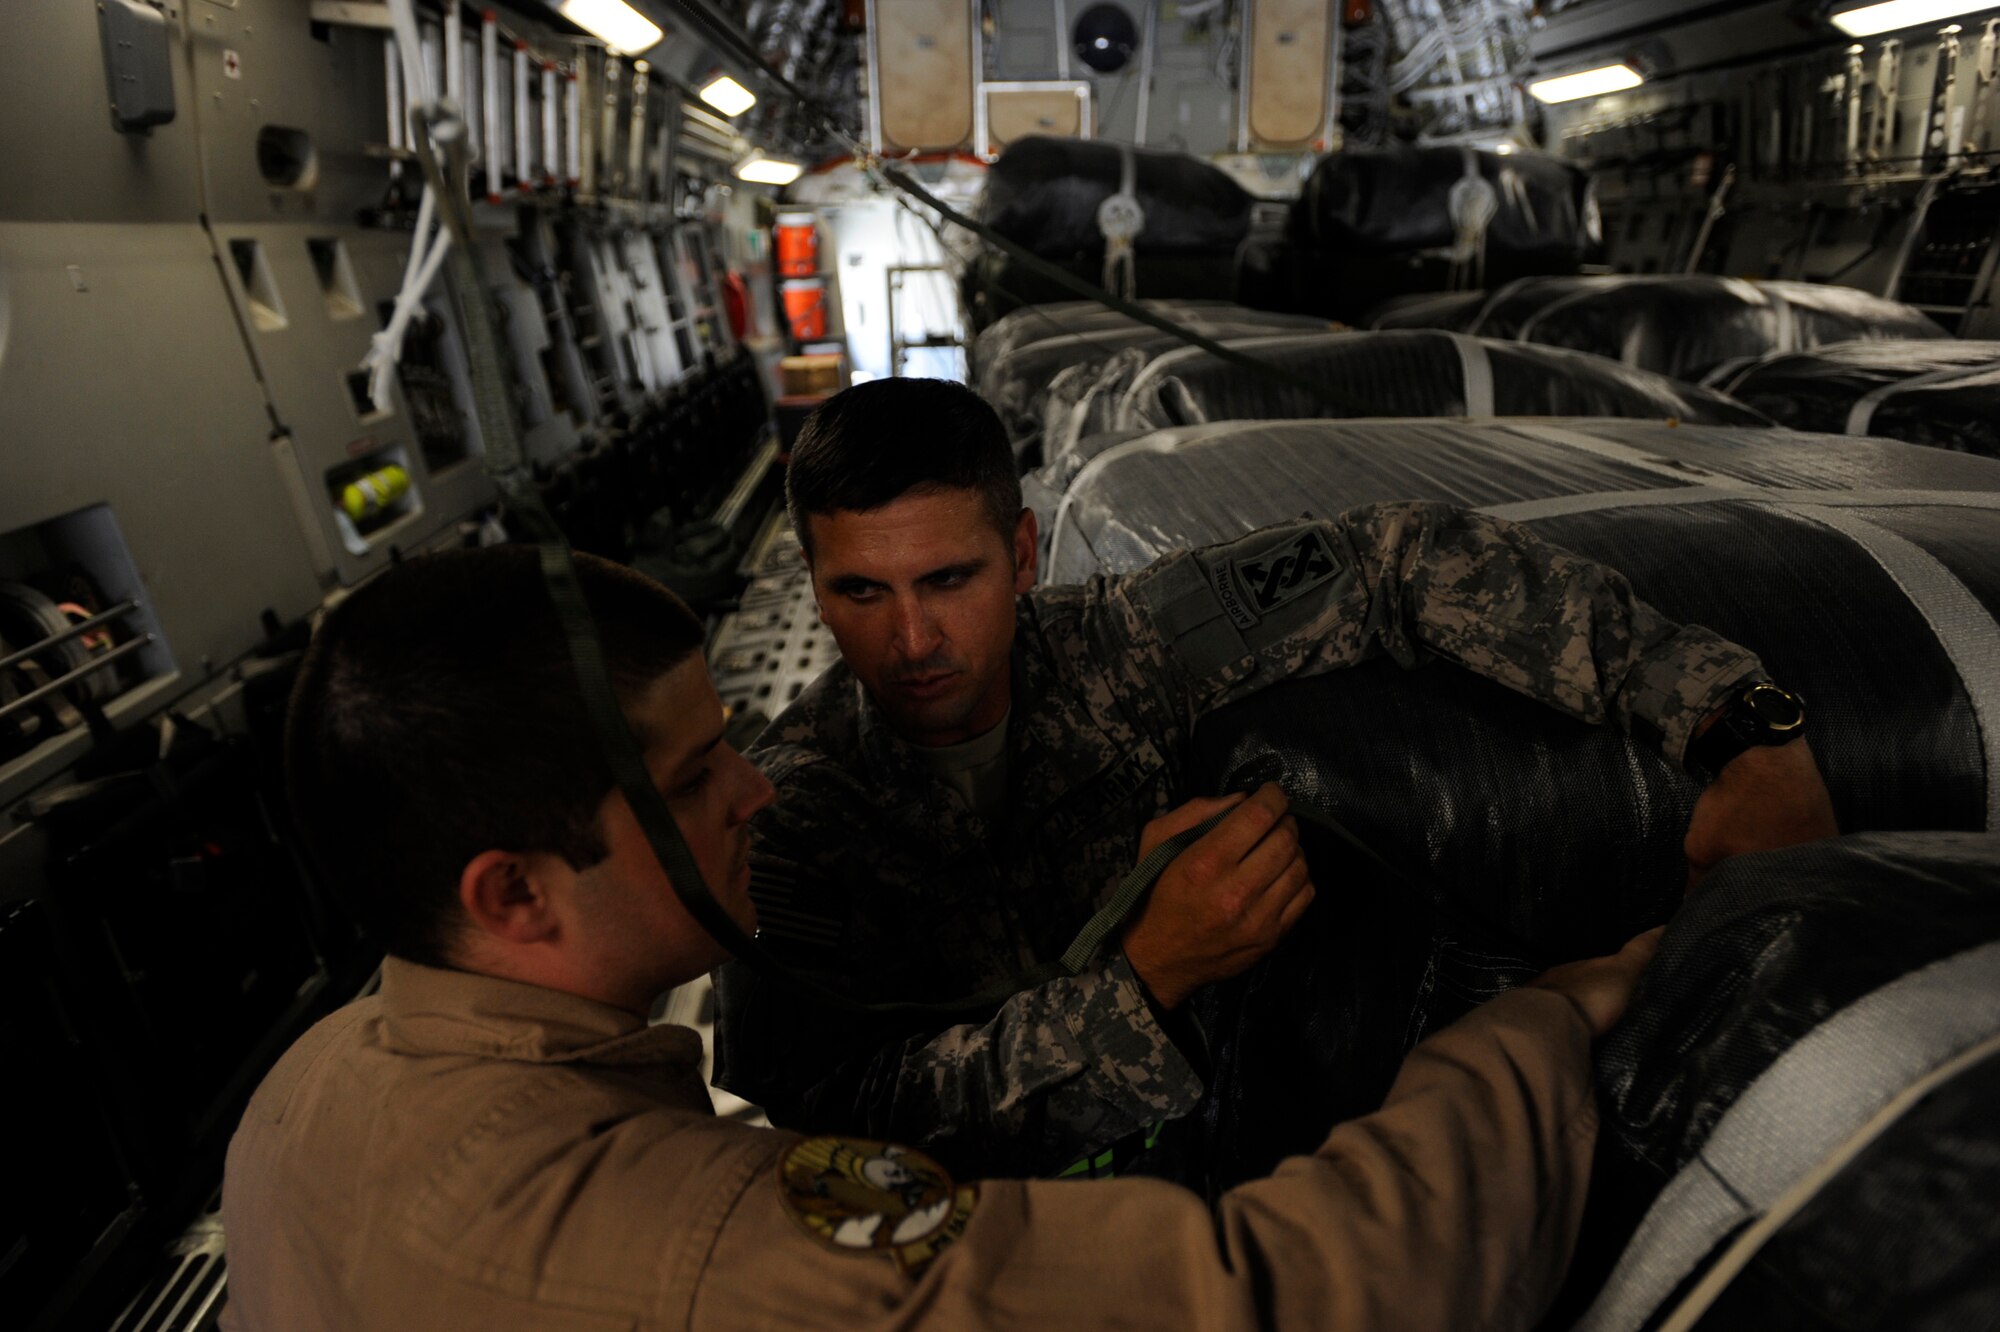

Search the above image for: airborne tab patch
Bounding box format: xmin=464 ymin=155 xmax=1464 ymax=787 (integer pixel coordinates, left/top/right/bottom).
xmin=778 ymin=1137 xmax=978 ymax=1276
xmin=1218 ymin=528 xmax=1343 ymax=628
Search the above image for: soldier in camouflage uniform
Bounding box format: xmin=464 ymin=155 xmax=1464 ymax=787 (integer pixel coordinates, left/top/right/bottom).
xmin=713 ymin=379 xmax=1836 ymax=1180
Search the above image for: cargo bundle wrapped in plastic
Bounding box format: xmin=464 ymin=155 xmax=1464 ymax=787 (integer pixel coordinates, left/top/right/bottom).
xmin=974 ymin=302 xmax=1333 ymax=468
xmin=1053 ymin=417 xmax=2000 ymax=1321
xmin=972 ymin=299 xmax=1276 ymax=381
xmin=1027 ymin=328 xmax=1767 ymax=487
xmin=1117 ymin=329 xmax=1765 ymax=433
xmin=1246 ymin=146 xmax=1601 ymax=324
xmin=1367 ymin=275 xmax=1951 ymax=383
xmin=1715 ymin=339 xmax=2000 ymax=459
xmin=1567 ymin=832 xmax=2000 ymax=1330
xmin=966 ymin=138 xmax=1257 ymax=330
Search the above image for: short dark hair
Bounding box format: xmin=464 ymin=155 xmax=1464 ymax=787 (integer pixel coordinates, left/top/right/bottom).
xmin=786 ymin=378 xmax=1022 ymax=557
xmin=285 ymin=546 xmax=705 ymax=968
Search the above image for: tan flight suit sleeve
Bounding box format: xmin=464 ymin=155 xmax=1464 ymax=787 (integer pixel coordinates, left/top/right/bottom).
xmin=693 ymin=986 xmax=1597 ymax=1332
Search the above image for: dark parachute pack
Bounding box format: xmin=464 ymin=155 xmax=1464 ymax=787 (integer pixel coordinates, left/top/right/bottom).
xmin=1242 ymin=146 xmax=1601 ymax=323
xmin=1036 ymin=416 xmax=2000 ymax=1323
xmin=1716 ymin=339 xmax=2000 ymax=460
xmin=965 ymin=138 xmax=1258 ymax=329
xmin=1370 ymin=275 xmax=1950 ymax=383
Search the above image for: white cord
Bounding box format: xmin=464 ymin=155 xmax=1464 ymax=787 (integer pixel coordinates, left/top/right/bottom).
xmin=361 ymin=0 xmax=451 ymax=413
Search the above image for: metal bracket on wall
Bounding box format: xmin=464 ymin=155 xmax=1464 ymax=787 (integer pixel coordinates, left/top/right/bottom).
xmin=308 ymin=0 xmax=395 ymax=29
xmin=1966 ymin=19 xmax=1999 ymax=157
xmin=97 ymin=0 xmax=177 ymax=133
xmin=1869 ymin=38 xmax=1902 ymax=162
xmin=1924 ymin=23 xmax=1963 ymax=173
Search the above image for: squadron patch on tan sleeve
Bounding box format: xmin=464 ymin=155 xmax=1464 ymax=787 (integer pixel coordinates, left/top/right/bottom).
xmin=777 ymin=1136 xmax=978 ymax=1276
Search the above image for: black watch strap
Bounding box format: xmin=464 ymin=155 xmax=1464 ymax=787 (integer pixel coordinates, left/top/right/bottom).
xmin=1688 ymin=681 xmax=1807 ymax=780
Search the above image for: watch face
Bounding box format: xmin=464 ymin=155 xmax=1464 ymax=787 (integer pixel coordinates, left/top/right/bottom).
xmin=1745 ymin=683 xmax=1805 ymax=731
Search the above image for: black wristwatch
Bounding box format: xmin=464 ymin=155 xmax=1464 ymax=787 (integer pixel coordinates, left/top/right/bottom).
xmin=1687 ymin=681 xmax=1807 ymax=780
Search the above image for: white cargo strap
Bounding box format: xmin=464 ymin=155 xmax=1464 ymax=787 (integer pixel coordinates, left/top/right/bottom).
xmin=1097 ymin=144 xmax=1145 ymax=301
xmin=1487 ymin=420 xmax=2000 ymax=829
xmin=1495 ymin=422 xmax=1737 ymax=488
xmin=1115 ymin=332 xmax=1357 ymax=428
xmin=1446 ymin=148 xmax=1498 ymax=292
xmin=1575 ymin=938 xmax=2000 ymax=1332
xmin=1443 ymin=333 xmax=1496 ymax=416
xmin=1845 ymin=358 xmax=2000 ymax=437
xmin=1761 ymin=281 xmax=1800 ymax=356
xmin=1484 ymin=483 xmax=2000 ymax=523
xmin=1787 ymin=504 xmax=2000 ymax=829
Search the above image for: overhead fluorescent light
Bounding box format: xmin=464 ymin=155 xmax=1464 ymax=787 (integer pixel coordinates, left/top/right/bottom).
xmin=557 ymin=0 xmax=663 ymax=55
xmin=1527 ymin=63 xmax=1644 ymax=104
xmin=700 ymin=74 xmax=757 ymax=117
xmin=735 ymin=153 xmax=804 ymax=186
xmin=1831 ymin=0 xmax=1996 ymax=36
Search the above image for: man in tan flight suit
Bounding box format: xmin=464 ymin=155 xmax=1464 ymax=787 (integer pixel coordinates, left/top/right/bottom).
xmin=221 ymin=543 xmax=1659 ymax=1331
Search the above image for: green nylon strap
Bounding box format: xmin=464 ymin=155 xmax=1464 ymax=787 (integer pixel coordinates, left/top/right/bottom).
xmin=1060 ymin=809 xmax=1233 ymax=974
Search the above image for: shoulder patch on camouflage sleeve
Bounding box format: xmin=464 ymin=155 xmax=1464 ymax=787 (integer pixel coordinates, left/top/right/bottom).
xmin=777 ymin=1137 xmax=978 ymax=1276
xmin=1225 ymin=527 xmax=1344 ymax=627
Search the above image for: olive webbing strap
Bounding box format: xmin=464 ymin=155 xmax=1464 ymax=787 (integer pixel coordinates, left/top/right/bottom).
xmin=1059 ymin=808 xmax=1231 ymax=974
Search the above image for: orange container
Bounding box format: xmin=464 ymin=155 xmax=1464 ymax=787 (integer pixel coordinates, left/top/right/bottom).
xmin=781 ymin=278 xmax=828 ymax=341
xmin=775 ymin=213 xmax=819 ymax=277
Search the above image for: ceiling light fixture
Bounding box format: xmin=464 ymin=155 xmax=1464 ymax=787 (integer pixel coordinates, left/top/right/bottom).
xmin=556 ymin=0 xmax=663 ymax=54
xmin=734 ymin=152 xmax=804 ymax=186
xmin=1830 ymin=0 xmax=1997 ymax=36
xmin=1527 ymin=62 xmax=1644 ymax=104
xmin=700 ymin=74 xmax=758 ymax=116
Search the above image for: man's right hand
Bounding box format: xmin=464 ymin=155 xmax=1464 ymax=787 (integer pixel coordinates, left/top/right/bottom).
xmin=1122 ymin=783 xmax=1316 ymax=1011
xmin=1523 ymin=926 xmax=1665 ymax=1039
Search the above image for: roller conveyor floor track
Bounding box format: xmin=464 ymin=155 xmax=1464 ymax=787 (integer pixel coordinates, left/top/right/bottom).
xmin=706 ymin=511 xmax=840 ymax=735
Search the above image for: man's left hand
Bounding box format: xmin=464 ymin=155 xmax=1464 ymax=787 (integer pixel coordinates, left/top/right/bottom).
xmin=1684 ymin=737 xmax=1839 ymax=891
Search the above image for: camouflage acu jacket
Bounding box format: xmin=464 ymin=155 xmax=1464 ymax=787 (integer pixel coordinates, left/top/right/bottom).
xmin=711 ymin=502 xmax=1760 ymax=1179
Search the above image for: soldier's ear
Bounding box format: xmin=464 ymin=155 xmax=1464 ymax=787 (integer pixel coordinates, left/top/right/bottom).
xmin=458 ymin=849 xmax=563 ymax=947
xmin=1013 ymin=508 xmax=1038 ymax=592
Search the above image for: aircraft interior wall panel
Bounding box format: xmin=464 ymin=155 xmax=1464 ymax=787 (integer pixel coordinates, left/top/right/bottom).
xmin=574 ymin=231 xmax=653 ymax=416
xmin=1244 ymin=0 xmax=1334 ymax=150
xmin=0 ymin=223 xmax=324 ymax=729
xmin=476 ymin=227 xmax=586 ymax=468
xmin=868 ymin=0 xmax=977 ymax=153
xmin=617 ymin=229 xmax=682 ymax=388
xmin=0 ymin=1 xmax=206 ymax=226
xmin=209 ymin=222 xmax=498 ymax=587
xmin=514 ymin=211 xmax=603 ymax=431
xmin=184 ymin=0 xmax=399 ymax=229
